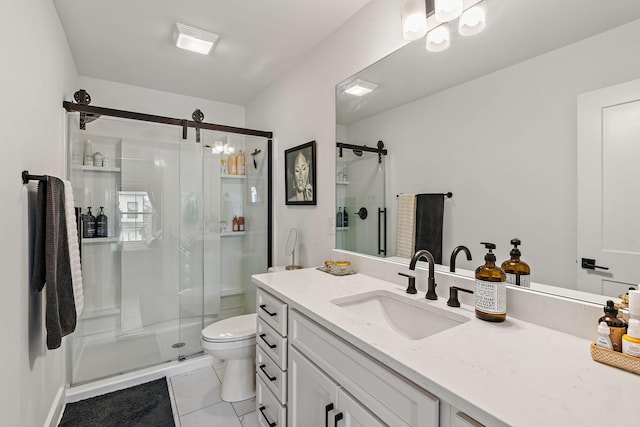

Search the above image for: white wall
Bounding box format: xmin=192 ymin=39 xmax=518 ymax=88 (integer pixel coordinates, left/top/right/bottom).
xmin=78 ymin=76 xmax=246 ymax=127
xmin=0 ymin=0 xmax=78 ymax=425
xmin=346 ymin=19 xmax=640 ymax=289
xmin=246 ymin=0 xmax=407 ymax=268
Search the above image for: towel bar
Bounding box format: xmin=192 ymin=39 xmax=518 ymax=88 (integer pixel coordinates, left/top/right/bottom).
xmin=22 ymin=170 xmax=49 ymax=184
xmin=396 ymin=192 xmax=452 ymax=198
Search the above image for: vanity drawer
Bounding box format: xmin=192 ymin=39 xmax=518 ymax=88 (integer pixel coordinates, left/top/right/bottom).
xmin=256 ymin=345 xmax=287 ymax=404
xmin=257 ymin=377 xmax=287 ymax=427
xmin=257 ymin=317 xmax=288 ymax=369
xmin=257 ymin=289 xmax=288 ymax=336
xmin=290 ymin=310 xmax=439 ymax=427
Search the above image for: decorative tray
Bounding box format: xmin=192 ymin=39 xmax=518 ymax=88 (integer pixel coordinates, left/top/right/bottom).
xmin=590 ymin=342 xmax=640 ymax=375
xmin=316 ymin=266 xmax=357 ymax=276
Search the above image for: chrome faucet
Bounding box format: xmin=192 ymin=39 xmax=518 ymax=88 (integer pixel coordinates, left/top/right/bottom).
xmin=409 ymin=249 xmax=438 ymax=300
xmin=450 ymin=245 xmax=472 ymax=272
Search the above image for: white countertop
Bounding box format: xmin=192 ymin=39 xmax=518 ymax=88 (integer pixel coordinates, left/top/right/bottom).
xmin=252 ymin=268 xmax=640 ymax=427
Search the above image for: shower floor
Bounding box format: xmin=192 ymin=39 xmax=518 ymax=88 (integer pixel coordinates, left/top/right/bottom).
xmin=71 ymin=316 xmax=212 ymax=385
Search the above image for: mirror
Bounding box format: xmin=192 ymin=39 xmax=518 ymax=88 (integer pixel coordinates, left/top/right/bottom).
xmin=336 ymin=0 xmax=640 ymax=301
xmin=285 ymin=227 xmax=302 ymax=270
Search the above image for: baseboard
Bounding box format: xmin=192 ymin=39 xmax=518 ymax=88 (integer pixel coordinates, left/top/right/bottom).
xmin=45 ymin=386 xmax=65 ymax=427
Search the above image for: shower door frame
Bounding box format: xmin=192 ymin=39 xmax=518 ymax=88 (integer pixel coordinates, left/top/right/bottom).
xmin=64 ymin=96 xmax=273 ymax=384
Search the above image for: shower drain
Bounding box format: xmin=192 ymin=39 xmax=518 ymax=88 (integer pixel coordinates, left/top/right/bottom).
xmin=172 ymin=342 xmax=186 ymax=349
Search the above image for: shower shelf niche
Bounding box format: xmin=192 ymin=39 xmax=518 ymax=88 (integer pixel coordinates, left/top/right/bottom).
xmin=73 ymin=165 xmax=121 ymax=173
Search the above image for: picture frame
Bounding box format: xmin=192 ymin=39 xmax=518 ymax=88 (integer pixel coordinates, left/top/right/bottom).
xmin=285 ymin=141 xmax=316 ymax=205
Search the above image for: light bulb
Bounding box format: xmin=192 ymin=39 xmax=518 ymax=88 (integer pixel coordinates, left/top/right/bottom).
xmin=426 ymin=24 xmax=451 ymax=52
xmin=435 ymin=0 xmax=463 ymax=23
xmin=401 ymin=0 xmax=428 ymax=40
xmin=459 ymin=2 xmax=486 ymax=36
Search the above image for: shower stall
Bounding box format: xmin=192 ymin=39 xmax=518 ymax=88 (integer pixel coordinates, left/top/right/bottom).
xmin=64 ymin=95 xmax=272 ymax=385
xmin=335 ymin=142 xmax=387 ymax=257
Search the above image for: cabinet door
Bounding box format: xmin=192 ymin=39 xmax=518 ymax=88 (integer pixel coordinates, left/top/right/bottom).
xmin=289 ymin=347 xmax=339 ymax=427
xmin=336 ymin=389 xmax=386 ymax=427
xmin=453 ymin=411 xmax=485 ymax=427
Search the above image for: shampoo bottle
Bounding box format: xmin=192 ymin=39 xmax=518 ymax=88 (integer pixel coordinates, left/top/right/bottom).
xmin=343 ymin=207 xmax=349 ymax=227
xmin=83 ymin=207 xmax=96 ymax=238
xmin=96 ymin=207 xmax=108 ymax=238
xmin=501 ymin=238 xmax=531 ymax=287
xmin=475 ymin=242 xmax=507 ymax=322
xmin=598 ymin=300 xmax=627 ymax=352
xmin=337 ymin=208 xmax=343 ymax=227
xmin=237 ymin=150 xmax=245 ymax=175
xmin=84 ymin=139 xmax=94 ymax=166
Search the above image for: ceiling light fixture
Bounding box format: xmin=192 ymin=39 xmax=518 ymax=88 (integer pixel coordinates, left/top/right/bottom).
xmin=344 ymin=79 xmax=378 ymax=97
xmin=400 ymin=0 xmax=486 ymax=53
xmin=172 ymin=23 xmax=220 ymax=55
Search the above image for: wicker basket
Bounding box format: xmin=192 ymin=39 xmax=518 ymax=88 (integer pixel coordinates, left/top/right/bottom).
xmin=590 ymin=342 xmax=640 ymax=375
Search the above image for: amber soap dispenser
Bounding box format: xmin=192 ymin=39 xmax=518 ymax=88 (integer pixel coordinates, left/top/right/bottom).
xmin=475 ymin=242 xmax=507 ymax=322
xmin=501 ymin=238 xmax=531 ymax=288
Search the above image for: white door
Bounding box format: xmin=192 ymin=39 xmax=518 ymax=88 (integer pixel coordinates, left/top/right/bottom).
xmin=288 ymin=348 xmax=339 ymax=427
xmin=577 ymin=78 xmax=640 ymax=296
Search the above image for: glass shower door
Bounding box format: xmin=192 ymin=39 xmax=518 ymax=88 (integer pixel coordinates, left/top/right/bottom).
xmin=336 ymin=149 xmax=386 ymax=256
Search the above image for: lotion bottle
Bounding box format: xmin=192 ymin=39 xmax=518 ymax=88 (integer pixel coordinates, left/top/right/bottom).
xmin=622 ymin=319 xmax=640 ymax=357
xmin=596 ymin=321 xmax=613 ymax=350
xmin=501 ymin=238 xmax=531 ymax=287
xmin=475 ymin=242 xmax=507 ymax=322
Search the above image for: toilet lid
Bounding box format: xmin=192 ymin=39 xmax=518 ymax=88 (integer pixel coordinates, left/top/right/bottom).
xmin=202 ymin=313 xmax=257 ymax=343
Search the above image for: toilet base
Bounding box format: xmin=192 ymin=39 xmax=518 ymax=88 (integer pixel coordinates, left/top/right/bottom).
xmin=220 ymin=357 xmax=255 ymax=402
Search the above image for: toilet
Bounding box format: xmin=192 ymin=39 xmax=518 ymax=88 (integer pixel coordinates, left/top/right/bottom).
xmin=201 ymin=313 xmax=257 ymax=402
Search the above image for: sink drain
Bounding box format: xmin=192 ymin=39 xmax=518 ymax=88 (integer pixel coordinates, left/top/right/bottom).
xmin=172 ymin=342 xmax=186 ymax=349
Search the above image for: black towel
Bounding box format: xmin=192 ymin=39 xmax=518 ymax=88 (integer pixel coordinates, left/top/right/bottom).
xmin=414 ymin=193 xmax=445 ymax=264
xmin=32 ymin=177 xmax=77 ymax=350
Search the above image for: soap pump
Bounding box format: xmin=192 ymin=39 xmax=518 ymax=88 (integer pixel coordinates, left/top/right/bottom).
xmin=475 ymin=242 xmax=507 ymax=322
xmin=501 ymin=238 xmax=531 ymax=287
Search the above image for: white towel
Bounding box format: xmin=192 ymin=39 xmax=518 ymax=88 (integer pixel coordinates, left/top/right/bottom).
xmin=396 ymin=194 xmax=416 ymax=259
xmin=63 ymin=180 xmax=84 ymax=317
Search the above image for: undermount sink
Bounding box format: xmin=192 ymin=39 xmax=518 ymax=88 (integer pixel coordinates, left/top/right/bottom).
xmin=331 ymin=290 xmax=468 ymax=341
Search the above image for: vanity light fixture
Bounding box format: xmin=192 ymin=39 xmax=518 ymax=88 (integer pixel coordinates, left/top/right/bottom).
xmin=344 ymin=79 xmax=378 ymax=97
xmin=401 ymin=0 xmax=486 ymax=52
xmin=172 ymin=23 xmax=220 ymax=55
xmin=434 ymin=0 xmax=463 ymax=23
xmin=458 ymin=2 xmax=486 ymax=36
xmin=426 ymin=23 xmax=451 ymax=52
xmin=402 ymin=0 xmax=429 ymax=40
xmin=212 ymin=140 xmax=235 ymax=154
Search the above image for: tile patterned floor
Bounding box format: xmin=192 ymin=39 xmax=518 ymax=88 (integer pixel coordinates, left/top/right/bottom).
xmin=168 ymin=363 xmax=259 ymax=427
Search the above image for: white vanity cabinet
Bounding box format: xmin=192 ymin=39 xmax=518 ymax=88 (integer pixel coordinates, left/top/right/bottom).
xmin=256 ymin=289 xmax=289 ymax=427
xmin=289 ymin=310 xmax=439 ymax=427
xmin=289 ymin=347 xmax=385 ymax=426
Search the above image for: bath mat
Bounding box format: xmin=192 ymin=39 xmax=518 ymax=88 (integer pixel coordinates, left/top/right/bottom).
xmin=59 ymin=378 xmax=175 ymax=427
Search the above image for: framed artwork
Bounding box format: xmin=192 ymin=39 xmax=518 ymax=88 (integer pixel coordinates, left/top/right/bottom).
xmin=285 ymin=141 xmax=316 ymax=205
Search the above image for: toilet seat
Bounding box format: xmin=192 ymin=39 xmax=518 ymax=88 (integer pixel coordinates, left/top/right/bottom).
xmin=202 ymin=313 xmax=257 ymax=343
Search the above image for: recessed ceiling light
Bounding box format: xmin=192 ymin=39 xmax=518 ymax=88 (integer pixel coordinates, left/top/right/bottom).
xmin=344 ymin=79 xmax=378 ymax=96
xmin=172 ymin=23 xmax=220 ymax=55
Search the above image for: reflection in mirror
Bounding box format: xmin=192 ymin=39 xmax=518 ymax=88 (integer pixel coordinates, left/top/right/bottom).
xmin=335 ymin=142 xmax=387 ymax=257
xmin=335 ymin=0 xmax=640 ymax=301
xmin=285 ymin=227 xmax=302 ymax=270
